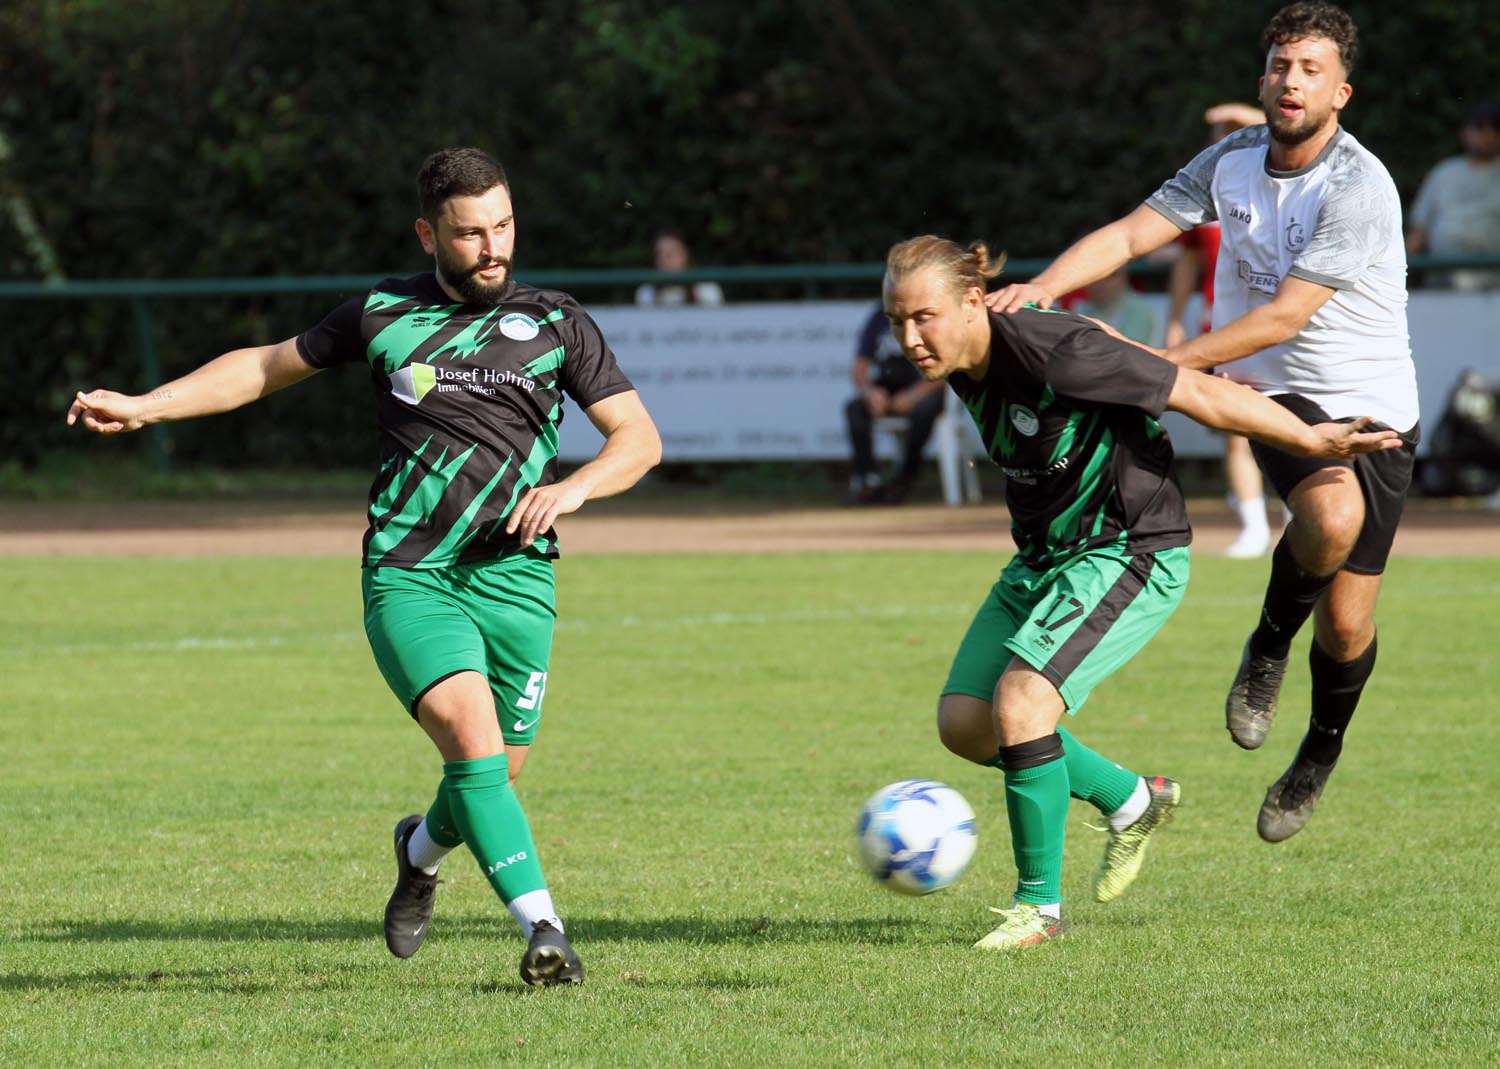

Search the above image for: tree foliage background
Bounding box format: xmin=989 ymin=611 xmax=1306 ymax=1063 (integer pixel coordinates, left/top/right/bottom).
xmin=2 ymin=0 xmax=1496 ymax=472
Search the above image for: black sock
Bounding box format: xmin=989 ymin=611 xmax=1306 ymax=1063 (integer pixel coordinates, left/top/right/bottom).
xmin=1250 ymin=538 xmax=1338 ymax=661
xmin=1300 ymin=633 xmax=1377 ymax=766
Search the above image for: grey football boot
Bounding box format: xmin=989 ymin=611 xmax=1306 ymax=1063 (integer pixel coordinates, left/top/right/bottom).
xmin=1226 ymin=638 xmax=1289 ymax=750
xmin=1257 ymin=743 xmax=1337 ymax=842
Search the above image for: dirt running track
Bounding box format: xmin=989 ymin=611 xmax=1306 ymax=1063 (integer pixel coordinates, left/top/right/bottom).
xmin=1 ymin=498 xmax=1497 ymax=557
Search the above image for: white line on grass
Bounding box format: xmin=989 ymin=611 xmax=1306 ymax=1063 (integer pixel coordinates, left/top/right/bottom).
xmin=9 ymin=603 xmax=978 ymax=658
xmin=14 ymin=581 xmax=1497 ymax=659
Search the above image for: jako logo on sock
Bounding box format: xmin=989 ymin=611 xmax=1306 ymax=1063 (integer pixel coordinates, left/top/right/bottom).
xmin=486 ymin=852 xmax=529 ymax=875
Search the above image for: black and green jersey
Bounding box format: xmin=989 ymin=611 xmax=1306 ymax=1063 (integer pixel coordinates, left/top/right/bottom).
xmin=296 ymin=273 xmax=633 ymax=569
xmin=950 ymin=307 xmax=1190 ymax=569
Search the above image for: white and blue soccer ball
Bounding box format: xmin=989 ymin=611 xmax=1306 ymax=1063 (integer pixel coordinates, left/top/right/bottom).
xmin=856 ymin=779 xmax=977 ymax=895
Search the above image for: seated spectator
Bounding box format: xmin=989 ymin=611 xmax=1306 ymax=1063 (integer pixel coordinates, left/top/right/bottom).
xmin=845 ymin=303 xmax=946 ymax=504
xmin=1075 ymin=266 xmax=1160 ymax=345
xmin=634 ymin=230 xmax=724 ymax=306
xmin=1407 ymin=101 xmax=1500 ymax=291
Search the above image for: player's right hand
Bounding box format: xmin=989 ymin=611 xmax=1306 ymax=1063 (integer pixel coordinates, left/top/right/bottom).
xmin=67 ymin=389 xmax=147 ymax=433
xmin=984 ymin=282 xmax=1054 ymax=315
xmin=1311 ymin=417 xmax=1402 ymax=458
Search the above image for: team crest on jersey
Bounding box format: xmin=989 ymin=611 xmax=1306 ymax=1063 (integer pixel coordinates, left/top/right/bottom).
xmin=1285 ymin=217 xmax=1307 ymax=252
xmin=499 ymin=312 xmax=540 ymax=341
xmin=1009 ymin=405 xmax=1039 ymax=437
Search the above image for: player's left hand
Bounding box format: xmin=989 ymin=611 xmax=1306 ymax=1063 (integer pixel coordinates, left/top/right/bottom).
xmin=1311 ymin=417 xmax=1402 ymax=458
xmin=984 ymin=282 xmax=1053 ymax=315
xmin=506 ymin=481 xmax=591 ymax=547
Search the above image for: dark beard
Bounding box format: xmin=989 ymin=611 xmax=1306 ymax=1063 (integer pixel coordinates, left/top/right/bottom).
xmin=436 ymin=250 xmax=513 ymax=306
xmin=1264 ymin=101 xmax=1327 ymax=148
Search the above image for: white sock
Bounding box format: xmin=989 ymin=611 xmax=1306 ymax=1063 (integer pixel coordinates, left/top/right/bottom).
xmin=1107 ymin=777 xmax=1150 ymax=831
xmin=1016 ymin=900 xmax=1062 ymax=919
xmin=405 ymin=819 xmax=453 ymax=875
xmin=1234 ymin=494 xmax=1269 ymax=537
xmin=508 ymin=889 xmax=561 ymax=940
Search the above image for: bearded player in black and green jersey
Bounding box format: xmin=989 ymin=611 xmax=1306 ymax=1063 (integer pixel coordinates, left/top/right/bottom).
xmin=67 ymin=148 xmax=662 ymax=985
xmin=882 ymin=236 xmax=1398 ymax=950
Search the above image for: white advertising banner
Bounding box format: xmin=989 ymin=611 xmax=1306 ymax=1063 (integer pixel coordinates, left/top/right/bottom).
xmin=558 ymin=293 xmax=1500 ymax=462
xmin=560 ymin=301 xmax=875 ymax=461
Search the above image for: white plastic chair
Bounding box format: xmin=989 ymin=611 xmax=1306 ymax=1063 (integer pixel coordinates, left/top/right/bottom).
xmin=874 ymin=390 xmax=984 ymax=506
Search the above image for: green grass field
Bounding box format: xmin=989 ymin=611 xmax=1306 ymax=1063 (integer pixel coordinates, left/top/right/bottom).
xmin=4 ymin=551 xmax=1498 ymax=1067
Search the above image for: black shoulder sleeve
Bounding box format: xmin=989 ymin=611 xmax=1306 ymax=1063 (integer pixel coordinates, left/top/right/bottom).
xmin=559 ymin=297 xmax=633 ymax=408
xmin=295 ymin=296 xmax=367 ymax=369
xmin=1010 ymin=308 xmax=1177 ymax=418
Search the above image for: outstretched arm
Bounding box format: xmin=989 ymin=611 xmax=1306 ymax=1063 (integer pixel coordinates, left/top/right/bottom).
xmin=505 ymin=389 xmax=663 ymax=547
xmin=1162 ymin=275 xmax=1335 ymax=371
xmin=67 ymin=337 xmax=318 ymax=433
xmin=1166 ymin=367 xmax=1401 ymax=459
xmin=986 ymin=204 xmax=1183 ymax=314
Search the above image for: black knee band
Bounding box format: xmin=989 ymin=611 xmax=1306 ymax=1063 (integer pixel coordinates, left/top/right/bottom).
xmin=997 ymin=733 xmax=1065 ymax=772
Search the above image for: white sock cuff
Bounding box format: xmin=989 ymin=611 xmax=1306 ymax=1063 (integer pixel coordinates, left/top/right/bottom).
xmin=508 ymin=889 xmax=560 ymax=940
xmin=1107 ymin=777 xmax=1150 ymax=831
xmin=406 ymin=819 xmax=454 ymax=874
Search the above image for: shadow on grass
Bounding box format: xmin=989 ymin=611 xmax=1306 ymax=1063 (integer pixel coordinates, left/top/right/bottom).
xmin=7 ymin=916 xmax=919 ymax=996
xmin=18 ymin=913 xmax=914 ymax=947
xmin=0 ymin=965 xmax=358 ymax=995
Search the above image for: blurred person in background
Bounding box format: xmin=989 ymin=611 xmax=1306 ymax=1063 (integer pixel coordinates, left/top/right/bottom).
xmin=634 ymin=229 xmax=725 ymax=307
xmin=844 ymin=301 xmax=947 ymax=504
xmin=1076 ymin=265 xmax=1160 ymax=346
xmin=1406 ymin=101 xmax=1500 ymax=292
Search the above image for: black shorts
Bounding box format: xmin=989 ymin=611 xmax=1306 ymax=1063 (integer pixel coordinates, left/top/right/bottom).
xmin=1249 ymin=394 xmax=1420 ymax=576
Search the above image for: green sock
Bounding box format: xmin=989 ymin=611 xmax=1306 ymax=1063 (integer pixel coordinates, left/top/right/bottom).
xmin=443 ymin=755 xmax=547 ymax=905
xmin=423 ymin=776 xmax=465 ymax=849
xmin=1003 ymin=755 xmax=1069 ymax=905
xmin=988 ymin=727 xmax=1138 ymax=815
xmin=1056 ymin=726 xmax=1139 ymax=815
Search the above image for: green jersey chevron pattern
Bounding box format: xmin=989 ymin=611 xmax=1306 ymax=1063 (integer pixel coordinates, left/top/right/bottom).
xmin=950 ymin=308 xmax=1190 ymax=568
xmin=295 ymin=273 xmax=632 ymax=569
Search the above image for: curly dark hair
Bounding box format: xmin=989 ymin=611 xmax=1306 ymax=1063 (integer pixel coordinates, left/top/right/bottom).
xmin=1262 ymin=3 xmax=1358 ymax=75
xmin=416 ymin=147 xmax=509 ymax=222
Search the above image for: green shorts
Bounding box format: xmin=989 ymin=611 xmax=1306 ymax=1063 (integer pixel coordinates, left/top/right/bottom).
xmin=361 ymin=551 xmax=557 ymax=746
xmin=943 ymin=544 xmax=1190 ymax=713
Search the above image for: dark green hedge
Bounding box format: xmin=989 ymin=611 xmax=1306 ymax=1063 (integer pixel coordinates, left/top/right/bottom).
xmin=2 ymin=0 xmax=1495 ymax=471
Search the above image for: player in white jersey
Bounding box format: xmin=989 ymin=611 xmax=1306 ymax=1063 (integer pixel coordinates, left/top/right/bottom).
xmin=987 ymin=2 xmax=1418 ymax=842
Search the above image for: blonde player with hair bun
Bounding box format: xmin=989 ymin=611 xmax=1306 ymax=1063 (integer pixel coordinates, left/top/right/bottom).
xmin=882 ymin=233 xmax=1399 ymax=948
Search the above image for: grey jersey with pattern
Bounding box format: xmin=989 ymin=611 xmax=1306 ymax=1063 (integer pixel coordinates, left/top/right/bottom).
xmin=1149 ymin=125 xmax=1417 ymax=429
